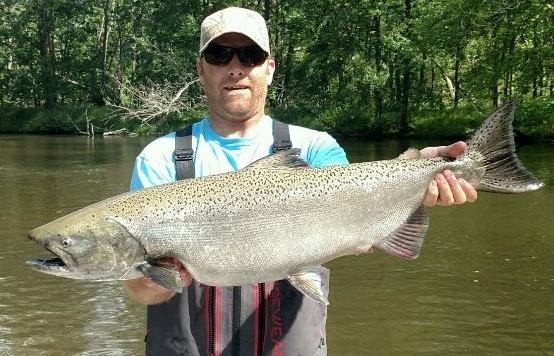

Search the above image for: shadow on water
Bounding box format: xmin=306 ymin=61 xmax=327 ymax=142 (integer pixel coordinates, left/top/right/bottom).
xmin=0 ymin=134 xmax=552 ymax=355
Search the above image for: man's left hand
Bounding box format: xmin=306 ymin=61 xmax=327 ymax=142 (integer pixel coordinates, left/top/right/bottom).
xmin=420 ymin=141 xmax=478 ymax=207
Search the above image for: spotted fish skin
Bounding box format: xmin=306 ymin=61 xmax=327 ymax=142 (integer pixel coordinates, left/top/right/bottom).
xmin=26 ymin=102 xmax=543 ymax=304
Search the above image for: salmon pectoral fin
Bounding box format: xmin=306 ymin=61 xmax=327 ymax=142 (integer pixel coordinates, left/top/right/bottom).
xmin=136 ymin=262 xmax=185 ymax=293
xmin=287 ymin=271 xmax=329 ymax=305
xmin=375 ymin=205 xmax=429 ymax=260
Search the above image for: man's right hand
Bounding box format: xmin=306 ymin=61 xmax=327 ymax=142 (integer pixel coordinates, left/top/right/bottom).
xmin=123 ymin=257 xmax=193 ymax=305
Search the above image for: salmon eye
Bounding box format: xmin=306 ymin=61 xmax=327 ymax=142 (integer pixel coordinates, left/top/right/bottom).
xmin=61 ymin=238 xmax=72 ymax=247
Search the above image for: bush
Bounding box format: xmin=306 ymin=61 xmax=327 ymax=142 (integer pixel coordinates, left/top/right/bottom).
xmin=513 ymin=98 xmax=554 ymax=139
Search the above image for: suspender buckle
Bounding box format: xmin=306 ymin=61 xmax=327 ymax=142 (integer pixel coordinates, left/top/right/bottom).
xmin=174 ymin=148 xmax=194 ymax=161
xmin=272 ymin=140 xmax=292 ymax=153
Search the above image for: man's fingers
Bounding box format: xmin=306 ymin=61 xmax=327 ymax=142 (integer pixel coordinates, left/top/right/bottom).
xmin=423 ymin=180 xmax=439 ymax=207
xmin=444 ymin=170 xmax=467 ymax=204
xmin=419 ymin=141 xmax=467 ymax=159
xmin=435 ymin=172 xmax=454 ymax=206
xmin=425 ymin=173 xmax=479 ymax=208
xmin=459 ymin=178 xmax=478 ymax=203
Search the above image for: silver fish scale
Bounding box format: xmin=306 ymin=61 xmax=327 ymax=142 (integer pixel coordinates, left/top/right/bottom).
xmin=106 ymin=156 xmax=459 ymax=286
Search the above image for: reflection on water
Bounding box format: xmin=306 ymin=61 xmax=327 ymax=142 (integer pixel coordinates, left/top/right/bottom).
xmin=0 ymin=134 xmax=552 ymax=355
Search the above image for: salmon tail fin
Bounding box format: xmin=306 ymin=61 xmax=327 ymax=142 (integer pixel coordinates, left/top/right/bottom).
xmin=467 ymin=101 xmax=544 ymax=193
xmin=375 ymin=205 xmax=429 ymax=260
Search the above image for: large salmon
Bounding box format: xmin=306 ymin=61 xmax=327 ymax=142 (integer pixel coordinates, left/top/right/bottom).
xmin=27 ymin=102 xmax=543 ymax=304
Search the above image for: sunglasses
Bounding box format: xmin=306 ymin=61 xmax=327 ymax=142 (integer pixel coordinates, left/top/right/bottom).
xmin=202 ymin=44 xmax=269 ymax=67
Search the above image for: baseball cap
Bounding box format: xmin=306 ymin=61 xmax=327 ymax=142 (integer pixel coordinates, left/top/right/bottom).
xmin=199 ymin=7 xmax=270 ymax=55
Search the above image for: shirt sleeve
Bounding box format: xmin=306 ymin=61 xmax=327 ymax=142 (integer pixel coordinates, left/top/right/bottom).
xmin=129 ymin=155 xmax=176 ymax=191
xmin=305 ymin=132 xmax=349 ymax=168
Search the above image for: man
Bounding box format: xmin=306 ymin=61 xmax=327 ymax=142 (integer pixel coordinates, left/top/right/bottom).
xmin=124 ymin=6 xmax=477 ymax=356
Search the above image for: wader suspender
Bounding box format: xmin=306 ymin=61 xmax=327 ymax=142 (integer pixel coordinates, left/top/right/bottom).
xmin=174 ymin=120 xmax=292 ymax=180
xmin=173 ymin=120 xmax=291 ymax=355
xmin=174 ymin=125 xmax=195 ymax=179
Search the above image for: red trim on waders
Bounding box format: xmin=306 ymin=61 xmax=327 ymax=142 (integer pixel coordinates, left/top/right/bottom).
xmin=270 ymin=281 xmax=283 ymax=356
xmin=215 ymin=287 xmax=221 ymax=356
xmin=252 ymin=284 xmax=260 ymax=355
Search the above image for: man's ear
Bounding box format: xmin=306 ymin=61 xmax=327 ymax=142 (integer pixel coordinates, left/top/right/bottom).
xmin=266 ymin=58 xmax=276 ymax=85
xmin=196 ymin=58 xmax=205 ymax=86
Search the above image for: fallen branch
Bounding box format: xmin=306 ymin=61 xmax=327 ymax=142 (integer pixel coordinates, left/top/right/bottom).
xmin=66 ymin=113 xmax=92 ymax=136
xmin=107 ymin=75 xmax=202 ymax=124
xmin=103 ymin=128 xmax=137 ymax=137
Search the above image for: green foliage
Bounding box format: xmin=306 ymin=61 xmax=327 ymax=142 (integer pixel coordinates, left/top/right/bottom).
xmin=514 ymin=98 xmax=554 ymax=138
xmin=0 ymin=0 xmax=552 ymax=138
xmin=411 ymin=105 xmax=484 ymax=139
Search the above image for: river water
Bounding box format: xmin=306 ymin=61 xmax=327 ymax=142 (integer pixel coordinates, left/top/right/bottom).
xmin=0 ymin=134 xmax=552 ymax=355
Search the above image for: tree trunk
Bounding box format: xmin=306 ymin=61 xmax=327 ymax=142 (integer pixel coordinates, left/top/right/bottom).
xmin=399 ymin=0 xmax=412 ymax=134
xmin=504 ymin=32 xmax=516 ymax=99
xmin=454 ymin=42 xmax=462 ymax=107
xmin=489 ymin=26 xmax=501 ymax=108
xmin=418 ymin=58 xmax=425 ymax=101
xmin=91 ymin=0 xmax=116 ymax=105
xmin=373 ymin=14 xmax=383 ymax=132
xmin=284 ymin=41 xmax=294 ymax=104
xmin=400 ymin=65 xmax=411 ymax=134
xmin=264 ymin=0 xmax=271 ymax=21
xmin=36 ymin=0 xmax=57 ymax=109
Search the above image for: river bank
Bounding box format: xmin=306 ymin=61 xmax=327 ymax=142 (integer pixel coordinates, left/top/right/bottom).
xmin=1 ymin=99 xmax=552 ymax=141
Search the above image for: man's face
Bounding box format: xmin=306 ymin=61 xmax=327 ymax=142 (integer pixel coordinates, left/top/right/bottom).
xmin=197 ymin=33 xmax=275 ymax=124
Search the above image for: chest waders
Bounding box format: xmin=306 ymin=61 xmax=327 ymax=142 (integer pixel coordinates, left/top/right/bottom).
xmin=145 ymin=120 xmax=329 ymax=356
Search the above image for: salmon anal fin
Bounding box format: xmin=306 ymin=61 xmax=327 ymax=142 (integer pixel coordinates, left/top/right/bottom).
xmin=376 ymin=205 xmax=429 ymax=260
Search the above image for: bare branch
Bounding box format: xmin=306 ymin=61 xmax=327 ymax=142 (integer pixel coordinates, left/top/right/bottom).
xmin=106 ymin=74 xmax=202 ymax=124
xmin=103 ymin=128 xmax=137 ymax=136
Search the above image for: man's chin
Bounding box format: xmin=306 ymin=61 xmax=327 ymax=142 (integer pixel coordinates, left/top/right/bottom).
xmin=221 ymin=107 xmax=259 ymax=121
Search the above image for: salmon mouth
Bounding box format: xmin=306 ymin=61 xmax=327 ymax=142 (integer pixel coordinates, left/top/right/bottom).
xmin=26 ymin=255 xmax=71 ymax=275
xmin=26 ymin=247 xmax=75 ymax=276
xmin=25 ymin=254 xmax=97 ymax=280
xmin=27 ymin=256 xmax=66 ymax=269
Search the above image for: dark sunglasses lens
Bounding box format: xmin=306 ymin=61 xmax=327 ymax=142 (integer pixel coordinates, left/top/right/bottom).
xmin=237 ymin=46 xmax=268 ymax=67
xmin=204 ymin=45 xmax=268 ymax=67
xmin=203 ymin=45 xmax=233 ymax=65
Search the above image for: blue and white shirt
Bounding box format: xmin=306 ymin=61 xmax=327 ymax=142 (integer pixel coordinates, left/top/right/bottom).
xmin=131 ymin=115 xmax=348 ymax=189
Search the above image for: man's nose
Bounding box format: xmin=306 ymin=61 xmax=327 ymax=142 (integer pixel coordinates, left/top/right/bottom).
xmin=227 ymin=54 xmax=244 ymax=77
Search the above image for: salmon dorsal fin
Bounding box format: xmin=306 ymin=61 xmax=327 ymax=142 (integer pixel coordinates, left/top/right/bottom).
xmin=245 ymin=148 xmax=309 ymax=170
xmin=397 ymin=148 xmax=421 ymax=160
xmin=375 ymin=205 xmax=429 ymax=260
